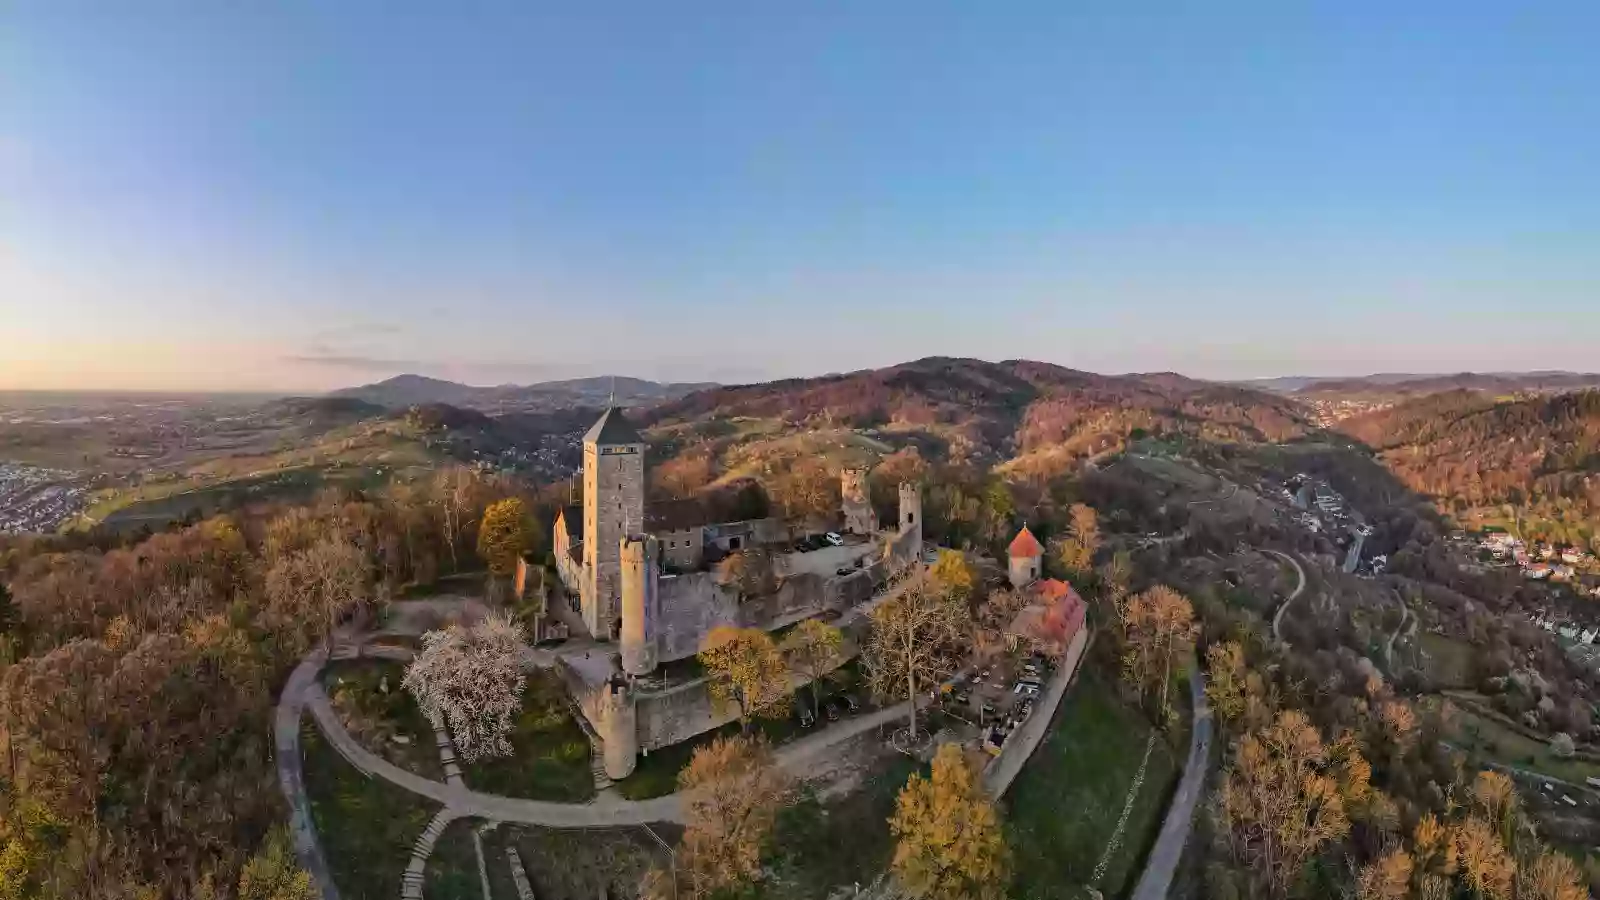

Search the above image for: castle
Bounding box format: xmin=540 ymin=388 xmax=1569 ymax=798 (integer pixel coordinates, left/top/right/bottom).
xmin=551 ymin=406 xmax=924 ymax=776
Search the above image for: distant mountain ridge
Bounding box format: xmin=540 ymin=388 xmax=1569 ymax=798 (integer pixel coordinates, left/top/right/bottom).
xmin=1242 ymin=371 xmax=1600 ymax=398
xmin=329 ymin=373 xmax=716 ymax=413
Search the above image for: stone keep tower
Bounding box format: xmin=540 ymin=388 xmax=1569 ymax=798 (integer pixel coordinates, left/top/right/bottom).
xmin=619 ymin=534 xmax=660 ymax=677
xmin=841 ymin=468 xmax=874 ymax=534
xmin=899 ymin=481 xmax=923 ymax=559
xmin=581 ymin=408 xmax=646 ymax=640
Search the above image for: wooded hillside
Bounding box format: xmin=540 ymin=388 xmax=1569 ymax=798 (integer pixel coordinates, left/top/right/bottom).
xmin=1340 ymin=390 xmax=1600 ymax=541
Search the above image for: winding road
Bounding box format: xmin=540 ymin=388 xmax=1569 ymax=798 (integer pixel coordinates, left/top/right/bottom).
xmin=1265 ymin=549 xmax=1307 ymax=643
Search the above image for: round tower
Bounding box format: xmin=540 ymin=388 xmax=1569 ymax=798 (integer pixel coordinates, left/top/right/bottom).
xmin=598 ymin=680 xmax=639 ymax=780
xmin=1007 ymin=526 xmax=1044 ymax=588
xmin=619 ymin=534 xmax=660 ymax=677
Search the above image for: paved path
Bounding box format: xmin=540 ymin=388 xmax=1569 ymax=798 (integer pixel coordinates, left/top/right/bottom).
xmin=275 ymin=642 xmax=345 ymax=900
xmin=277 ymin=579 xmax=932 ymax=892
xmin=1265 ymin=549 xmax=1307 ymax=643
xmin=278 ymin=632 xmax=931 ymax=891
xmin=1129 ymin=656 xmax=1214 ymax=900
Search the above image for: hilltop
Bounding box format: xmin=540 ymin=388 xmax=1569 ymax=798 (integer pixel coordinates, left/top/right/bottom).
xmin=330 ymin=373 xmax=715 ymax=413
xmin=639 ymin=357 xmax=1313 ymax=494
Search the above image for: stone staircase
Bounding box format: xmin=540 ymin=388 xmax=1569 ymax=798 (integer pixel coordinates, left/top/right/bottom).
xmin=401 ymin=808 xmax=457 ymax=900
xmin=506 ymin=846 xmax=537 ymax=900
xmin=434 ymin=724 xmax=464 ymax=787
xmin=568 ymin=698 xmax=613 ymax=791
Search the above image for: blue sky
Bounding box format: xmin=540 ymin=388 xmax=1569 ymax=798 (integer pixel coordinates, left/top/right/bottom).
xmin=3 ymin=2 xmax=1597 ymax=391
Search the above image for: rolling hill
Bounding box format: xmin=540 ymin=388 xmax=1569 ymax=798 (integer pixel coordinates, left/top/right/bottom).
xmin=330 ymin=373 xmax=716 ymax=413
xmin=643 ymin=357 xmax=1313 ymax=477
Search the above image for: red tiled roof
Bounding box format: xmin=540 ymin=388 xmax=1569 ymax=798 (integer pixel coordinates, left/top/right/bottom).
xmin=1030 ymin=578 xmax=1081 ymax=606
xmin=1008 ymin=526 xmax=1044 ymax=558
xmin=1008 ymin=577 xmax=1087 ymax=654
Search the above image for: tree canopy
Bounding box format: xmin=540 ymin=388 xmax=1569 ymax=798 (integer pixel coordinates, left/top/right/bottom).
xmin=889 ymin=743 xmax=1009 ymax=900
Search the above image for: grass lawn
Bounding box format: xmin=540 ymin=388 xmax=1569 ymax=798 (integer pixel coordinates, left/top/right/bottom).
xmin=321 ymin=659 xmax=442 ymax=778
xmin=301 ymin=721 xmax=438 ymax=900
xmin=1005 ymin=670 xmax=1180 ymax=900
xmin=485 ymin=823 xmax=673 ymax=900
xmin=765 ymin=755 xmax=922 ymax=898
xmin=615 ymin=701 xmax=857 ymax=800
xmin=424 ymin=819 xmax=484 ymax=900
xmin=1441 ymin=699 xmax=1600 ymax=785
xmin=1417 ymin=633 xmax=1477 ymax=689
xmin=462 ymin=670 xmax=595 ymax=802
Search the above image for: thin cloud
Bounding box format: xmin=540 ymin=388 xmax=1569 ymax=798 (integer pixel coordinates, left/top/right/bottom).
xmin=284 ymin=352 xmax=425 ymax=371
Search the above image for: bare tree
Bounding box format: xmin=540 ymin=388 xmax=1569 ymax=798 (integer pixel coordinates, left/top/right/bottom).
xmin=431 ymin=465 xmax=482 ymax=573
xmin=781 ymin=618 xmax=844 ymax=717
xmin=863 ymin=576 xmax=966 ymax=739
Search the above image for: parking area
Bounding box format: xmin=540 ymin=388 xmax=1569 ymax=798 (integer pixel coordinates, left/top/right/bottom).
xmin=780 ymin=533 xmax=879 ymax=578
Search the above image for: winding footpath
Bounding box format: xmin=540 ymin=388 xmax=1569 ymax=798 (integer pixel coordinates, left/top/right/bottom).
xmin=277 ymin=633 xmax=921 ymax=899
xmin=1129 ymin=657 xmax=1213 ymax=900
xmin=1265 ymin=549 xmax=1307 ymax=643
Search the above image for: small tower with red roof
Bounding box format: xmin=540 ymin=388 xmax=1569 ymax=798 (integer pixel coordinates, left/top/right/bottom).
xmin=1008 ymin=525 xmax=1044 ymax=588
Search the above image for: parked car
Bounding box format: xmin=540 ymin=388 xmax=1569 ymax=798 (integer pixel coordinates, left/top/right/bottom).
xmin=824 ymin=532 xmax=844 ymax=546
xmin=836 ymin=567 xmax=853 ymax=576
xmin=841 ymin=694 xmax=861 ymax=713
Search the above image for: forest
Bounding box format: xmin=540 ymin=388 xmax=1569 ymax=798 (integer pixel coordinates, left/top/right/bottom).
xmin=1339 ymin=390 xmax=1600 ymax=545
xmin=0 ymin=466 xmax=529 ymax=898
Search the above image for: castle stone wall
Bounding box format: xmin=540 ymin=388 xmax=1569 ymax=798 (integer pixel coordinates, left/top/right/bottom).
xmin=655 ymin=573 xmax=741 ymax=663
xmin=653 ymin=568 xmax=877 ymax=663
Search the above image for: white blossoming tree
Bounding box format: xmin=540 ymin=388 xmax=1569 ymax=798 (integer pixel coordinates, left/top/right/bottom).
xmin=402 ymin=612 xmax=527 ymax=762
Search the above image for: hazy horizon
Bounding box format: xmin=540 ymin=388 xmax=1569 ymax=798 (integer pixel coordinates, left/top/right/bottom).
xmin=6 ymin=3 xmax=1598 ymax=392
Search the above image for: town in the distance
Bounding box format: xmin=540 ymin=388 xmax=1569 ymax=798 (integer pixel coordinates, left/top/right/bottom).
xmin=5 ymin=359 xmax=1600 ymax=900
